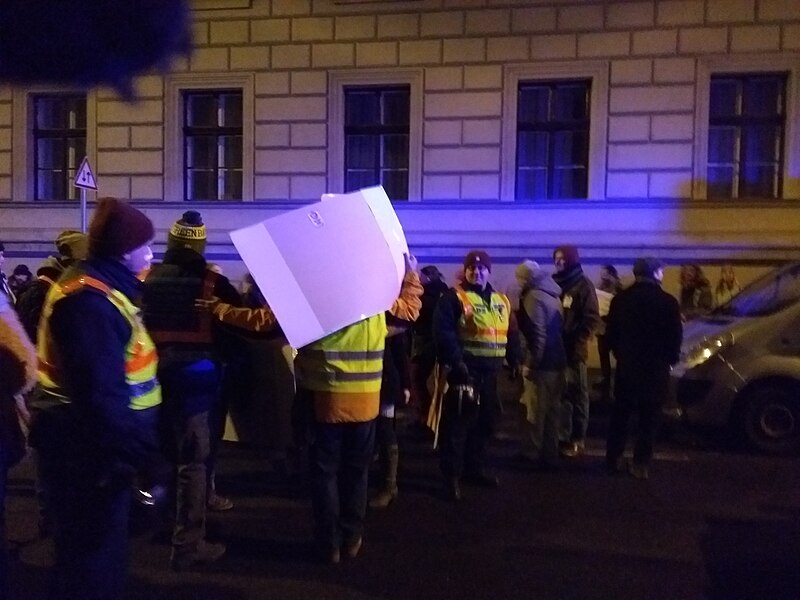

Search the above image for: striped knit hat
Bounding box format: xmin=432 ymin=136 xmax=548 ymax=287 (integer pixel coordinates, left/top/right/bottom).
xmin=167 ymin=210 xmax=206 ymax=255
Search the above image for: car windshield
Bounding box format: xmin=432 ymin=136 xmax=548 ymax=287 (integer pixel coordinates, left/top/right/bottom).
xmin=713 ymin=263 xmax=800 ymax=317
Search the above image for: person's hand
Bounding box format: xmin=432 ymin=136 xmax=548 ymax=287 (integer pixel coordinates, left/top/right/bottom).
xmin=194 ymin=297 xmax=221 ymax=313
xmin=521 ymin=366 xmax=530 ymax=379
xmin=508 ymin=365 xmax=521 ymax=380
xmin=403 ymin=389 xmax=411 ymax=405
xmin=404 ymin=253 xmax=418 ymax=275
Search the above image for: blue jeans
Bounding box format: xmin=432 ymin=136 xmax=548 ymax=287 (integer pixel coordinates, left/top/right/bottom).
xmin=310 ymin=419 xmax=375 ymax=551
xmin=560 ymin=362 xmax=590 ymax=442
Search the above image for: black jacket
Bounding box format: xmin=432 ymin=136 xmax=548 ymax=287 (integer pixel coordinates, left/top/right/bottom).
xmin=606 ymin=278 xmax=683 ymax=371
xmin=552 ymin=264 xmax=600 ymax=364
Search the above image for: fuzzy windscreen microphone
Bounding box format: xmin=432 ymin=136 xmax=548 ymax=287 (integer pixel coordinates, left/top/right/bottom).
xmin=0 ymin=0 xmax=192 ymax=99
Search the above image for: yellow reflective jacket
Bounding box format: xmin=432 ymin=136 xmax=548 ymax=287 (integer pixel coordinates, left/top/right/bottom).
xmin=454 ymin=287 xmax=511 ymax=359
xmin=38 ymin=274 xmax=161 ymax=410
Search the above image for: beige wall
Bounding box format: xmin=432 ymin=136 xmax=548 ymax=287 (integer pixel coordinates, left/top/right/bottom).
xmin=1 ymin=0 xmax=799 ymax=276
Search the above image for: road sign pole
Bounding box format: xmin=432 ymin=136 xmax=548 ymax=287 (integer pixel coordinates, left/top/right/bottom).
xmin=81 ymin=187 xmax=87 ymax=233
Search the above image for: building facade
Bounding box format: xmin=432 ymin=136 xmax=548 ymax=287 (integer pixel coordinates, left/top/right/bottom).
xmin=0 ymin=0 xmax=799 ymax=292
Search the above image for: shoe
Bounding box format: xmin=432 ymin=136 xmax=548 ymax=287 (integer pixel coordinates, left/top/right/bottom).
xmin=607 ymin=456 xmax=628 ymax=475
xmin=207 ymin=493 xmax=234 ymax=512
xmin=462 ymin=471 xmax=500 ymax=488
xmin=369 ymin=486 xmax=398 ymax=509
xmin=444 ymin=477 xmax=462 ymax=502
xmin=629 ymin=463 xmax=649 ymax=480
xmin=171 ymin=540 xmax=226 ymax=571
xmin=343 ymin=536 xmax=362 ymax=559
xmin=560 ymin=440 xmax=585 ymax=458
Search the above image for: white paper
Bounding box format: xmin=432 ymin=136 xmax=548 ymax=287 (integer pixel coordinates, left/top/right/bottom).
xmin=230 ymin=186 xmax=408 ymax=348
xmin=596 ymin=288 xmax=613 ymax=317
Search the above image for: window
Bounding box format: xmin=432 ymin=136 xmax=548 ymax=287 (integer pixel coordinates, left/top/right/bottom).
xmin=32 ymin=94 xmax=87 ymax=201
xmin=694 ymin=56 xmax=800 ymax=201
xmin=344 ymin=86 xmax=410 ymax=201
xmin=515 ymin=80 xmax=590 ymax=200
xmin=183 ymin=90 xmax=243 ymax=201
xmin=707 ymin=74 xmax=787 ymax=200
xmin=328 ymin=69 xmax=423 ymax=201
xmin=502 ymin=62 xmax=608 ymax=201
xmin=165 ymin=73 xmax=254 ymax=202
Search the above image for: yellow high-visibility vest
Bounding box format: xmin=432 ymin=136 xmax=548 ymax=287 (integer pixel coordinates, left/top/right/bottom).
xmin=296 ymin=313 xmax=387 ymax=394
xmin=454 ymin=287 xmax=510 ymax=359
xmin=37 ymin=273 xmax=162 ymax=410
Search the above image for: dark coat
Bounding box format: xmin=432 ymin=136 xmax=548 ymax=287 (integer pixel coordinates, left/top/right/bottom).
xmin=552 ymin=264 xmax=600 ymax=364
xmin=518 ymin=273 xmax=566 ymax=372
xmin=606 ymin=278 xmax=683 ymax=373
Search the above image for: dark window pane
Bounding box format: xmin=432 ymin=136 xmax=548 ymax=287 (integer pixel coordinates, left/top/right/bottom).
xmin=383 ymin=90 xmax=410 ymax=126
xmin=516 ymin=169 xmax=547 ymax=200
xmin=37 ymin=138 xmax=64 ymax=169
xmin=68 ymin=137 xmax=85 ymax=167
xmin=345 ymin=169 xmax=378 ymax=192
xmin=743 ymin=125 xmax=780 ymax=163
xmin=219 ymin=135 xmax=243 ymax=168
xmin=552 ymin=167 xmax=587 ymax=199
xmin=710 ymin=79 xmax=740 ymax=118
xmin=188 ymin=170 xmax=215 ymax=200
xmin=37 ymin=170 xmax=65 ymax=201
xmin=36 ymin=97 xmax=65 ymax=129
xmin=740 ymin=164 xmax=777 ymax=198
xmin=219 ymin=170 xmax=243 ymax=200
xmin=220 ymin=93 xmax=243 ymax=127
xmin=186 ymin=136 xmax=216 ymax=168
xmin=743 ymin=77 xmax=784 ymax=117
xmin=553 ymin=130 xmax=587 ymax=166
xmin=708 ymin=127 xmax=738 ymax=164
xmin=707 ymin=166 xmax=735 ymax=199
xmin=553 ymin=84 xmax=589 ymax=120
xmin=518 ymin=86 xmax=549 ymax=123
xmin=517 ymin=131 xmax=548 ymax=167
xmin=346 ymin=135 xmax=377 ymax=169
xmin=345 ymin=91 xmax=380 ymax=126
xmin=382 ymin=170 xmax=408 ymax=201
xmin=186 ymin=94 xmax=218 ymax=127
xmin=382 ymin=134 xmax=408 ymax=169
xmin=66 ymin=96 xmax=87 ymax=128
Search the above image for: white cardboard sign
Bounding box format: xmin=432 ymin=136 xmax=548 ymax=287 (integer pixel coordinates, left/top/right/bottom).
xmin=230 ymin=186 xmax=408 ymax=348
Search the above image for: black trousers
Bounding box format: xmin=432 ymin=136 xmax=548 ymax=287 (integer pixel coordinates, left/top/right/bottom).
xmin=439 ymin=369 xmax=499 ymax=478
xmin=606 ymin=366 xmax=670 ymax=467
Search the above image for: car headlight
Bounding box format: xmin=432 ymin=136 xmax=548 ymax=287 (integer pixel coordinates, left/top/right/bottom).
xmin=682 ymin=333 xmax=734 ymax=369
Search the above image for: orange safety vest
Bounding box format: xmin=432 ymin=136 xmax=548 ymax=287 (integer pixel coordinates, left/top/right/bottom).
xmin=37 ymin=273 xmax=162 ymax=410
xmin=454 ymin=287 xmax=510 ymax=359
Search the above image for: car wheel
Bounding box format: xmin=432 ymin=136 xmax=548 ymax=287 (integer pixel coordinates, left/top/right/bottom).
xmin=740 ymin=382 xmax=800 ymax=455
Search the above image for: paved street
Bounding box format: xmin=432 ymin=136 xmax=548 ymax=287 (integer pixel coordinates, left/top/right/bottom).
xmin=7 ymin=378 xmax=800 ymax=600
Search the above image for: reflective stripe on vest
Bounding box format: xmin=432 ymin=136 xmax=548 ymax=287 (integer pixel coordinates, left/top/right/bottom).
xmin=147 ymin=269 xmax=218 ymax=344
xmin=296 ymin=314 xmax=387 ymax=393
xmin=454 ymin=287 xmax=510 ymax=359
xmin=37 ymin=273 xmax=162 ymax=410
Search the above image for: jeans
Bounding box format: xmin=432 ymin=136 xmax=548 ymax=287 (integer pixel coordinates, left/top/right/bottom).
xmin=525 ymin=370 xmax=565 ymax=464
xmin=310 ymin=419 xmax=376 ymax=551
xmin=439 ymin=369 xmax=499 ymax=478
xmin=560 ymin=361 xmax=590 ymax=443
xmin=159 ymin=361 xmax=218 ymax=550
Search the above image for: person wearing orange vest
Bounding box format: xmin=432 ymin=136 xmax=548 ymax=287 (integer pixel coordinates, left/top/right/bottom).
xmin=142 ymin=210 xmax=241 ymax=571
xmin=294 ymin=254 xmax=422 ymax=564
xmin=434 ymin=250 xmax=519 ymax=502
xmin=28 ymin=197 xmax=162 ymax=600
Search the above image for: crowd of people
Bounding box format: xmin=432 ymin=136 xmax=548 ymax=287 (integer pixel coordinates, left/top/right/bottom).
xmin=0 ymin=207 xmax=747 ymax=597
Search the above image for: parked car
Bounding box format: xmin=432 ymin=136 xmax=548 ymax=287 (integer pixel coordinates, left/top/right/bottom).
xmin=670 ymin=262 xmax=800 ymax=455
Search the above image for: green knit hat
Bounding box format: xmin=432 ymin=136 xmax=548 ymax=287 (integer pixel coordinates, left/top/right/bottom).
xmin=167 ymin=210 xmax=206 ymax=255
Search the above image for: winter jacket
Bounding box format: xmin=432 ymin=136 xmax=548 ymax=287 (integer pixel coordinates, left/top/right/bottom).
xmin=606 ymin=277 xmax=683 ymax=371
xmin=412 ymin=278 xmax=449 ymax=356
xmin=552 ymin=264 xmax=600 ymax=364
xmin=517 ymin=268 xmax=566 ymax=373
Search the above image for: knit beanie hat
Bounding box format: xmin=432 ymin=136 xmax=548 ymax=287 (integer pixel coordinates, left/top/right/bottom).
xmin=464 ymin=250 xmax=491 ymax=272
xmin=88 ymin=197 xmax=154 ymax=259
xmin=55 ymin=230 xmax=89 ymax=260
xmin=553 ymin=245 xmax=580 ymax=269
xmin=633 ymin=257 xmax=664 ymax=279
xmin=515 ymin=260 xmax=540 ymax=285
xmin=167 ymin=210 xmax=207 ymax=255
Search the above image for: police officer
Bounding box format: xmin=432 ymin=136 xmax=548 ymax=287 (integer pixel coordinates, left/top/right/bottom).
xmin=434 ymin=250 xmax=517 ymax=501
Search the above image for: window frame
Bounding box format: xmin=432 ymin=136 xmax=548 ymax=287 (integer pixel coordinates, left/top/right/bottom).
xmin=502 ymin=61 xmax=608 ymax=202
xmin=328 ymin=69 xmax=423 ymax=202
xmin=165 ymin=73 xmax=254 ymax=202
xmin=694 ymin=55 xmax=800 ymax=201
xmin=12 ymin=87 xmax=96 ymax=202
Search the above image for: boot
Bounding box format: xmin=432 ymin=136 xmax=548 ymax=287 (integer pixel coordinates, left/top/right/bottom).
xmin=369 ymin=445 xmax=399 ymax=509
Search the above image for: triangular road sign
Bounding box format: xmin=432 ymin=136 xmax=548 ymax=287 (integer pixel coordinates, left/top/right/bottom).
xmin=74 ymin=156 xmax=97 ymax=190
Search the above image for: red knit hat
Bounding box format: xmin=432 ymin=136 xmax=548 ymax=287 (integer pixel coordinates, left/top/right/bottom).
xmin=463 ymin=250 xmax=492 ymax=272
xmin=88 ymin=197 xmax=154 ymax=258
